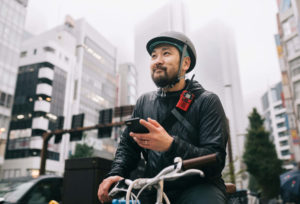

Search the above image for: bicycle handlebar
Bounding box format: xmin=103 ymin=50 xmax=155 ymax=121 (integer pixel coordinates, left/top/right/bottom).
xmin=182 ymin=153 xmax=217 ymax=170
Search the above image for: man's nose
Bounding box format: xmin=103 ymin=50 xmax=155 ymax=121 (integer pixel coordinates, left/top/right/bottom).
xmin=153 ymin=55 xmax=164 ymax=65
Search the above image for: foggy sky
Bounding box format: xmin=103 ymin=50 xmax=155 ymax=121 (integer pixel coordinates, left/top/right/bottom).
xmin=25 ymin=0 xmax=281 ymax=116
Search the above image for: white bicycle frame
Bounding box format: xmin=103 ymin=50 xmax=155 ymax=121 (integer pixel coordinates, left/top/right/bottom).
xmin=123 ymin=157 xmax=205 ymax=204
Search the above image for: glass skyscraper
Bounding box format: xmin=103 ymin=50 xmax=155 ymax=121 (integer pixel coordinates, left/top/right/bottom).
xmin=0 ymin=0 xmax=28 ymax=164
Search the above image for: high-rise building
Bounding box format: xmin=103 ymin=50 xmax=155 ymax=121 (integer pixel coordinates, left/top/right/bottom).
xmin=261 ymin=82 xmax=294 ymax=169
xmin=190 ymin=21 xmax=247 ymax=188
xmin=0 ymin=0 xmax=28 ymax=166
xmin=134 ymin=0 xmax=187 ymax=96
xmin=118 ymin=63 xmax=138 ymax=106
xmin=2 ymin=17 xmax=118 ymax=178
xmin=274 ymin=0 xmax=300 ymax=163
xmin=3 ymin=27 xmax=77 ymax=178
xmin=65 ymin=17 xmax=118 ymax=127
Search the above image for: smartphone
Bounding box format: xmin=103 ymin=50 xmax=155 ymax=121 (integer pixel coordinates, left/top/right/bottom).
xmin=125 ymin=117 xmax=149 ymax=133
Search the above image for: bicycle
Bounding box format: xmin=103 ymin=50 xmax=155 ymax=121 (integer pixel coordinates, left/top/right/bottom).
xmin=108 ymin=153 xmax=218 ymax=204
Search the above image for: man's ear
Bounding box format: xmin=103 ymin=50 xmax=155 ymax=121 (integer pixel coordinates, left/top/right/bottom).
xmin=182 ymin=57 xmax=191 ymax=72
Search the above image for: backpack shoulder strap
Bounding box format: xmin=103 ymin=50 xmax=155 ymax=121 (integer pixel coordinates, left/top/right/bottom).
xmin=171 ymin=108 xmax=196 ymax=134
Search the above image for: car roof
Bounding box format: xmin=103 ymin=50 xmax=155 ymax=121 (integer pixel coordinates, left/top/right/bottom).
xmin=0 ymin=175 xmax=62 ymax=184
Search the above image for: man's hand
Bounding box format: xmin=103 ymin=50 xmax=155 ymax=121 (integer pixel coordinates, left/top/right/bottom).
xmin=97 ymin=175 xmax=123 ymax=203
xmin=130 ymin=118 xmax=174 ymax=152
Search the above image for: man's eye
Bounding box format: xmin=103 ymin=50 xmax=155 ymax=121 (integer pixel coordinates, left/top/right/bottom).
xmin=163 ymin=52 xmax=170 ymax=55
xmin=151 ymin=54 xmax=157 ymax=59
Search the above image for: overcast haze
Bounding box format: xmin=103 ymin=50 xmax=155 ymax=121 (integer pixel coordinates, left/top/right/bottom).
xmin=25 ymin=0 xmax=281 ymax=115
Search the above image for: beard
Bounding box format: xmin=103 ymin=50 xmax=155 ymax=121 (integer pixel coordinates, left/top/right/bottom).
xmin=151 ymin=66 xmax=177 ymax=88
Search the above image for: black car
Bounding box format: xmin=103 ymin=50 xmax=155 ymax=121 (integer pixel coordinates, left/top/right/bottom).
xmin=0 ymin=175 xmax=62 ymax=204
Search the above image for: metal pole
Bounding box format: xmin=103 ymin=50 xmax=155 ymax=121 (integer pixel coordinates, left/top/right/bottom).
xmin=40 ymin=132 xmax=52 ymax=175
xmin=226 ymin=118 xmax=235 ymax=184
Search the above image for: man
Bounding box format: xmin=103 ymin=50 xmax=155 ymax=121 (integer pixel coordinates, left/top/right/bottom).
xmin=98 ymin=31 xmax=228 ymax=203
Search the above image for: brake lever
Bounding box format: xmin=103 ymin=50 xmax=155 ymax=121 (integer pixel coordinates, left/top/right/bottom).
xmin=108 ymin=179 xmax=130 ymax=198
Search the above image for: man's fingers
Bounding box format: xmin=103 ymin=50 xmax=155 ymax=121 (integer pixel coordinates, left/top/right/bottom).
xmin=147 ymin=118 xmax=161 ymax=128
xmin=133 ymin=137 xmax=150 ymax=148
xmin=98 ymin=176 xmax=123 ymax=203
xmin=130 ymin=132 xmax=149 ymax=140
xmin=140 ymin=119 xmax=156 ymax=131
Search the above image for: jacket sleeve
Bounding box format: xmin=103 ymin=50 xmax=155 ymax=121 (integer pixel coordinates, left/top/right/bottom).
xmin=106 ymin=127 xmax=142 ymax=178
xmin=106 ymin=100 xmax=144 ymax=178
xmin=164 ymin=93 xmax=228 ymax=177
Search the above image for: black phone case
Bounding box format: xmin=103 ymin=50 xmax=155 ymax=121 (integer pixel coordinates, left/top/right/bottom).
xmin=125 ymin=118 xmax=149 ymax=133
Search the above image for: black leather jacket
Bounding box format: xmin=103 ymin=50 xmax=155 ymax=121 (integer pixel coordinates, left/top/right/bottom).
xmin=107 ymin=79 xmax=228 ymax=195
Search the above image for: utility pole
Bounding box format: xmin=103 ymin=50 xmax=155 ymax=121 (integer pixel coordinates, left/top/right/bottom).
xmin=39 ymin=121 xmax=124 ymax=175
xmin=226 ymin=119 xmax=236 ymax=184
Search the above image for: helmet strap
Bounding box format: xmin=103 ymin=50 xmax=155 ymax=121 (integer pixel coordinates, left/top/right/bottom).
xmin=161 ymin=44 xmax=188 ymax=91
xmin=177 ymin=44 xmax=187 ymax=80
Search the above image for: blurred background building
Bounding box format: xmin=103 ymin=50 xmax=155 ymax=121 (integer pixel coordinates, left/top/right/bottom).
xmin=261 ymin=82 xmax=294 ymax=169
xmin=275 ymin=0 xmax=300 ymax=163
xmin=0 ymin=1 xmax=255 ymax=189
xmin=0 ymin=0 xmax=28 ymax=171
xmin=2 ymin=16 xmax=119 ymax=178
xmin=190 ymin=21 xmax=247 ymax=187
xmin=117 ymin=63 xmax=138 ymax=106
xmin=134 ymin=0 xmax=187 ymax=95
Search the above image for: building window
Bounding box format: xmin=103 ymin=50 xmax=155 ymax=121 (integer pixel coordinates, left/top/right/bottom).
xmin=262 ymin=93 xmax=269 ymax=111
xmin=38 ymin=78 xmax=52 ymax=86
xmin=286 ymin=36 xmax=300 ymax=57
xmin=6 ymin=94 xmax=12 ymax=108
xmin=271 ymin=89 xmax=280 ymax=102
xmin=281 ymin=149 xmax=290 ymax=156
xmin=294 ymin=80 xmax=300 ymax=99
xmin=43 ymin=46 xmax=55 ymax=53
xmin=292 ymin=67 xmax=300 ymax=77
xmin=277 ymin=122 xmax=285 ymax=128
xmin=0 ymin=92 xmax=5 ymax=106
xmin=33 ymin=49 xmax=37 ymax=55
xmin=274 ymin=104 xmax=283 ymax=111
xmin=73 ymin=80 xmax=78 ymax=100
xmin=20 ymin=51 xmax=27 ymax=58
xmin=297 ymin=105 xmax=300 ymax=120
xmin=290 ymin=57 xmax=300 ymax=69
xmin=280 ymin=140 xmax=289 ymax=147
xmin=282 ymin=16 xmax=296 ymax=38
xmin=275 ymin=113 xmax=285 ymax=120
xmin=278 ymin=130 xmax=289 ymax=137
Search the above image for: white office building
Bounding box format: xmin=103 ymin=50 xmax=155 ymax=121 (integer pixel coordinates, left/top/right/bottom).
xmin=261 ymin=82 xmax=293 ymax=169
xmin=118 ymin=63 xmax=138 ymax=106
xmin=2 ymin=17 xmax=118 ymax=178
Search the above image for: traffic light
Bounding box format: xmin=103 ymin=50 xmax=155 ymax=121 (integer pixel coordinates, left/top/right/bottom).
xmin=70 ymin=113 xmax=85 ymax=141
xmin=98 ymin=109 xmax=112 ymax=138
xmin=54 ymin=116 xmax=64 ymax=144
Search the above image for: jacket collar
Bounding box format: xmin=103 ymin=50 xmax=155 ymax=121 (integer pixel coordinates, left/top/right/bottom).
xmin=156 ymin=79 xmax=204 ymax=98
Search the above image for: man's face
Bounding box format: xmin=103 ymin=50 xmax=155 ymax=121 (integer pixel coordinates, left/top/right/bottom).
xmin=150 ymin=44 xmax=180 ymax=88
